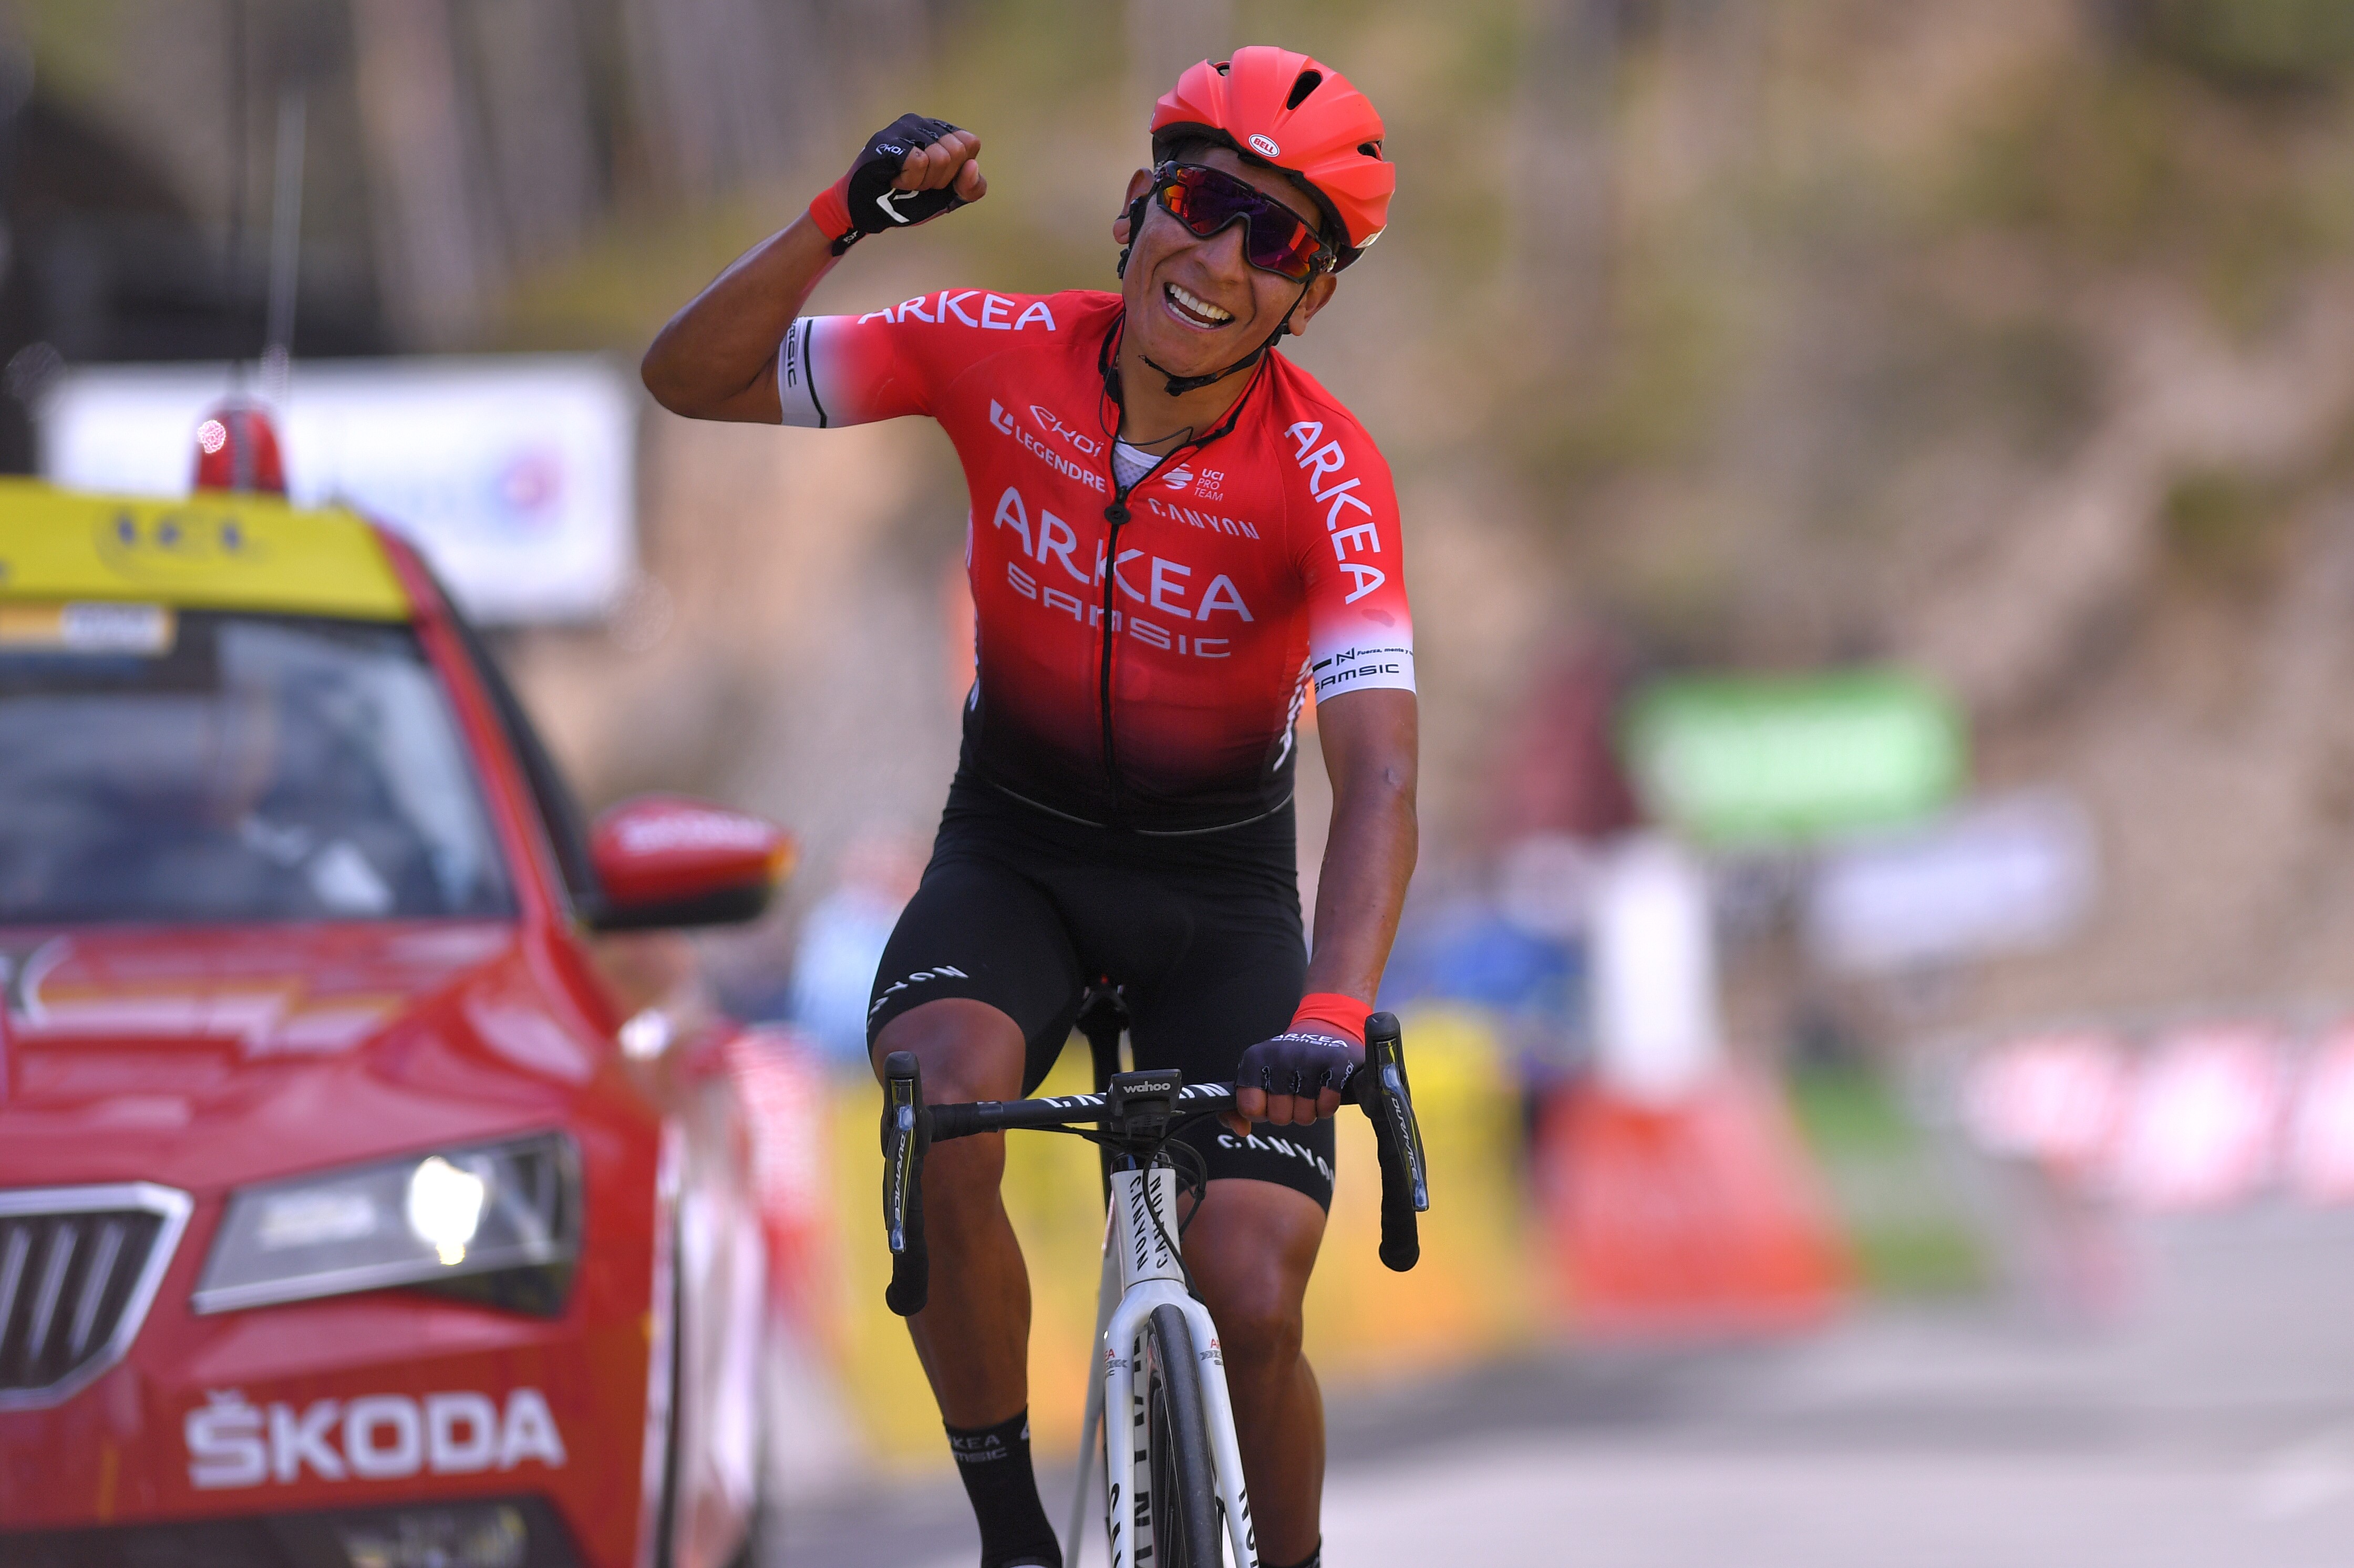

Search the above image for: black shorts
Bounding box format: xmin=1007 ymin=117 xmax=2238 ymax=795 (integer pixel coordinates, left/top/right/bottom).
xmin=868 ymin=772 xmax=1336 ymax=1209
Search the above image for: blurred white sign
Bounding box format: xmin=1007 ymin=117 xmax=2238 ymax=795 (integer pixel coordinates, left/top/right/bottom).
xmin=38 ymin=357 xmax=635 ymax=623
xmin=1806 ymin=790 xmax=2096 ymax=976
xmin=1590 ymin=833 xmax=1722 ymax=1104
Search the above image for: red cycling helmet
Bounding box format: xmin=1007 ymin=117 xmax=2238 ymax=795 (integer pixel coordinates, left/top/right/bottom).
xmin=1151 ymin=47 xmax=1393 ymax=269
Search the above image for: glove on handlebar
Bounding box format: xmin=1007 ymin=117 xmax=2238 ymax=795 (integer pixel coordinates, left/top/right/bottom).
xmin=809 ymin=113 xmax=973 ymax=253
xmin=1292 ymin=990 xmax=1371 ymax=1045
xmin=1237 ymin=1029 xmax=1365 ymax=1101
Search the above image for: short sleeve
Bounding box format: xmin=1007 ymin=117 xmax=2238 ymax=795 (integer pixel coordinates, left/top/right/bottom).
xmin=776 ymin=288 xmax=1075 ymax=429
xmin=775 ymin=314 xmax=931 ymax=429
xmin=1294 ymin=416 xmax=1415 ymax=700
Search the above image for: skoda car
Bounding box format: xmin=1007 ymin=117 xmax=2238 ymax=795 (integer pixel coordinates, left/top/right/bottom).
xmin=0 ymin=482 xmax=789 ymax=1568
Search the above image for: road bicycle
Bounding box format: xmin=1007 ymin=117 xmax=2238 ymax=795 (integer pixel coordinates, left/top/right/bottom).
xmin=877 ymin=999 xmax=1429 ymax=1567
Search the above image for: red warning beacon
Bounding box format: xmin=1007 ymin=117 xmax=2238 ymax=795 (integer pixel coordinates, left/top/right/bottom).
xmin=191 ymin=400 xmax=287 ymax=495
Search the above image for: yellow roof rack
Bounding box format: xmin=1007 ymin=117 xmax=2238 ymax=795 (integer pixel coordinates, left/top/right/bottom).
xmin=0 ymin=478 xmax=410 ymax=620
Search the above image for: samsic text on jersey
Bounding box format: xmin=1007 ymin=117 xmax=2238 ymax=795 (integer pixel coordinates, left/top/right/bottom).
xmin=777 ymin=287 xmax=1414 ymax=834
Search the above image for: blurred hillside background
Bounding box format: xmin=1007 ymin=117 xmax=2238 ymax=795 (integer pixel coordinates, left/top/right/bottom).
xmin=23 ymin=2 xmax=2354 ymax=1549
xmin=23 ymin=0 xmax=2354 ymax=1064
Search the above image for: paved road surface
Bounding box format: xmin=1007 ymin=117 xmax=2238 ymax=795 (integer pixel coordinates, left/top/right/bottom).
xmin=773 ymin=1206 xmax=2354 ymax=1566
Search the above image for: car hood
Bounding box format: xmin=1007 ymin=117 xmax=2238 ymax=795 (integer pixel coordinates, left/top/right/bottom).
xmin=0 ymin=923 xmax=617 ymax=1192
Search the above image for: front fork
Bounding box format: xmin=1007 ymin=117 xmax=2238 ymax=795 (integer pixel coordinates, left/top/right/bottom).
xmin=1191 ymin=1308 xmax=1259 ymax=1568
xmin=1100 ymin=1164 xmax=1258 ymax=1568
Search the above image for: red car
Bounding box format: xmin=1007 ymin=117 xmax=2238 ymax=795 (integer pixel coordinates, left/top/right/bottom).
xmin=0 ymin=482 xmax=792 ymax=1568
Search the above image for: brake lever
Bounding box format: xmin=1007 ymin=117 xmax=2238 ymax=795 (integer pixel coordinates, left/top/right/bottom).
xmin=881 ymin=1051 xmax=930 ymax=1315
xmin=1353 ymin=1011 xmax=1429 ymax=1273
xmin=1360 ymin=1012 xmax=1429 ymax=1210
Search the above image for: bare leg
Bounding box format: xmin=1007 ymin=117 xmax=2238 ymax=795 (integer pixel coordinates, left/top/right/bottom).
xmin=1182 ymin=1178 xmax=1328 ymax=1566
xmin=873 ymin=998 xmax=1034 ymax=1426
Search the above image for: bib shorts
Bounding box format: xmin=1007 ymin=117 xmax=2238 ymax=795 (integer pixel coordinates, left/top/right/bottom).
xmin=866 ymin=772 xmax=1337 ymax=1209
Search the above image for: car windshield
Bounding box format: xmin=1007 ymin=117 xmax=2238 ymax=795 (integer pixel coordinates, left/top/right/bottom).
xmin=0 ymin=606 xmax=514 ymax=924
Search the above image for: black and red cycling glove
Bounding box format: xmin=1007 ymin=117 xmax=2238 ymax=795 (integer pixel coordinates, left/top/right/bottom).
xmin=1234 ymin=992 xmax=1371 ymax=1113
xmin=808 ymin=114 xmax=974 ymax=255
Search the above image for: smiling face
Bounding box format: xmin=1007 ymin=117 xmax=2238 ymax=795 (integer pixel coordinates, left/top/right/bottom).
xmin=1116 ymin=145 xmax=1340 ymax=384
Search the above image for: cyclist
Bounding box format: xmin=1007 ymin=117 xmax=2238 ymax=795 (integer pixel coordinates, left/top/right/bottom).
xmin=644 ymin=47 xmax=1413 ymax=1568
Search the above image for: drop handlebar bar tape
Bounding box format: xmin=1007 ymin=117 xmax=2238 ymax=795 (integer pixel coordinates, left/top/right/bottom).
xmin=881 ymin=1051 xmax=931 ymax=1316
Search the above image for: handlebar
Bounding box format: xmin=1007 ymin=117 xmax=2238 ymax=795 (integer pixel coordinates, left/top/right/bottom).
xmin=879 ymin=1011 xmax=1431 ymax=1316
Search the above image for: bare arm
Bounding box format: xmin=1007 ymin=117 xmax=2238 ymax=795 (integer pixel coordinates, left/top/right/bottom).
xmin=1305 ymin=687 xmax=1418 ymax=1004
xmin=1229 ymin=687 xmax=1418 ymax=1130
xmin=639 ymin=218 xmax=839 ymax=424
xmin=639 ymin=130 xmax=986 ymax=424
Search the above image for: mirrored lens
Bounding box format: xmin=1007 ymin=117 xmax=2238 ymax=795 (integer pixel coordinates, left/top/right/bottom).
xmin=1154 ymin=166 xmax=1328 ymax=281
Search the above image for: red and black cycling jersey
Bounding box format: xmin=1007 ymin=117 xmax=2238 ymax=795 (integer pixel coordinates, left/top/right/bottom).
xmin=776 ymin=287 xmax=1415 ymax=833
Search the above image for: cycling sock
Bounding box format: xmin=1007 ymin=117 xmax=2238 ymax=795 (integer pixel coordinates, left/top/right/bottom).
xmin=945 ymin=1409 xmax=1061 ymax=1568
xmin=1266 ymin=1545 xmax=1323 ymax=1568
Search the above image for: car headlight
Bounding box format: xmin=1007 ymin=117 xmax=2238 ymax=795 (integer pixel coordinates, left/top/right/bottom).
xmin=193 ymin=1133 xmax=581 ymax=1315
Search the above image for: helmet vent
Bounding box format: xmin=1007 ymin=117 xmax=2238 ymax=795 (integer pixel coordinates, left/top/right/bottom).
xmin=1358 ymin=141 xmax=1381 ymax=158
xmin=1214 ymin=59 xmax=1231 ymax=74
xmin=1286 ymin=69 xmax=1323 ymax=110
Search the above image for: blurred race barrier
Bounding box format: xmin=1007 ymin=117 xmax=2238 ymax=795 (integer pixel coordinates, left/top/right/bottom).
xmin=1302 ymin=1007 xmax=1547 ymax=1381
xmin=1958 ymin=1017 xmax=2354 ymax=1210
xmin=1534 ymin=1071 xmax=1850 ymax=1337
xmin=734 ymin=1005 xmax=1543 ymax=1473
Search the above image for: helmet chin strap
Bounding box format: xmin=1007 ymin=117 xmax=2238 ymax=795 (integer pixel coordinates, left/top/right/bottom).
xmin=1135 ymin=274 xmax=1315 ymax=398
xmin=1115 ymin=187 xmax=1319 ymax=401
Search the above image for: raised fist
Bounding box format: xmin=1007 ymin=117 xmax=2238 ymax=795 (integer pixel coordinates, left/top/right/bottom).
xmin=812 ymin=114 xmax=986 ymax=253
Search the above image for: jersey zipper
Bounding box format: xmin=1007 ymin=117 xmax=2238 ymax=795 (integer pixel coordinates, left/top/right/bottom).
xmin=1092 ymin=313 xmax=1266 ymax=828
xmin=1098 ymin=440 xmax=1212 ymax=826
xmin=1097 ymin=492 xmax=1127 ymax=824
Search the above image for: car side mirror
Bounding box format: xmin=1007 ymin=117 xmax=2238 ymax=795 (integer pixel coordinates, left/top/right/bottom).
xmin=587 ymin=796 xmax=794 ymax=931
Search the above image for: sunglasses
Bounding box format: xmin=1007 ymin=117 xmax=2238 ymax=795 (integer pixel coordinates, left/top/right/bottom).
xmin=1150 ymin=162 xmax=1336 ymax=282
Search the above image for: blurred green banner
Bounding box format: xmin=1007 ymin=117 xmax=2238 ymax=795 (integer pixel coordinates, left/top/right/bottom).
xmin=1624 ymin=670 xmax=1964 ymax=845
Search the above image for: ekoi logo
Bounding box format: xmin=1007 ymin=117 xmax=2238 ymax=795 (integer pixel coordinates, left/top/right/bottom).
xmin=1029 ymin=404 xmax=1103 ymax=458
xmin=990 ymin=403 xmax=1106 ymax=493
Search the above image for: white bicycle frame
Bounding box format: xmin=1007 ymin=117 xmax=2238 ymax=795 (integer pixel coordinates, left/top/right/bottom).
xmin=892 ymin=1017 xmax=1423 ymax=1568
xmin=1068 ymin=1161 xmax=1257 ymax=1568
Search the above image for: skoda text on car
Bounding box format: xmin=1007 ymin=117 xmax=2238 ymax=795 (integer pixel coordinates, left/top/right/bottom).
xmin=0 ymin=481 xmax=789 ymax=1568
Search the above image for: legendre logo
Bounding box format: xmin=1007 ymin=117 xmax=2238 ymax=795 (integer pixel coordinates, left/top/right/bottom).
xmin=989 ymin=401 xmax=1107 ymax=493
